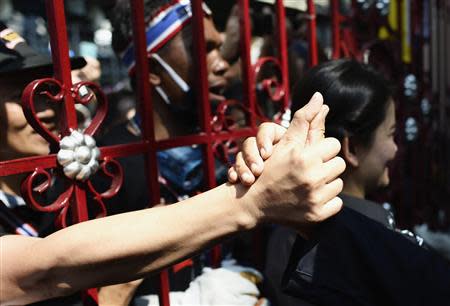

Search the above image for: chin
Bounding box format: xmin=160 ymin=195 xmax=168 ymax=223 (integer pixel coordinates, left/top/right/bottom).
xmin=24 ymin=146 xmax=50 ymax=157
xmin=378 ymin=172 xmax=390 ymax=188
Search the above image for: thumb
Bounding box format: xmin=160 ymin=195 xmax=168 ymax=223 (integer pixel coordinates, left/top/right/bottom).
xmin=307 ymin=104 xmax=329 ymax=146
xmin=281 ymin=92 xmax=324 ymax=148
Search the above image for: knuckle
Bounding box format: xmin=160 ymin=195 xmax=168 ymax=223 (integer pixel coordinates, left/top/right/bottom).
xmin=235 ymin=152 xmax=243 ymax=163
xmin=304 ymin=209 xmax=320 ymax=223
xmin=308 ymin=192 xmax=322 ymax=206
xmin=292 ymin=109 xmax=306 ymax=121
xmin=243 ymin=137 xmax=256 ymax=147
xmin=234 ymin=154 xmax=246 ymax=171
xmin=313 ymin=173 xmax=327 ymax=187
xmin=304 ymin=171 xmax=323 ymax=188
xmin=260 ymin=122 xmax=274 ymax=130
xmin=291 ymin=149 xmax=309 ymax=168
xmin=299 ymin=179 xmax=314 ymax=194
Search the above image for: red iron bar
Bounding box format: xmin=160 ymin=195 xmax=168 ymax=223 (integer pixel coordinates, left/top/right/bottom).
xmin=191 ymin=0 xmax=222 ymax=268
xmin=331 ymin=0 xmax=342 ymax=59
xmin=46 ymin=0 xmax=94 ymax=303
xmin=239 ymin=0 xmax=258 ymax=129
xmin=129 ymin=0 xmax=170 ymax=305
xmin=308 ymin=0 xmax=319 ymax=66
xmin=275 ymin=0 xmax=291 ymax=112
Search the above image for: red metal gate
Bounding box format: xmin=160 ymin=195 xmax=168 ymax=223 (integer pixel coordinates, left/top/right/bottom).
xmin=0 ymin=0 xmax=292 ymax=305
xmin=1 ymin=0 xmax=447 ymax=305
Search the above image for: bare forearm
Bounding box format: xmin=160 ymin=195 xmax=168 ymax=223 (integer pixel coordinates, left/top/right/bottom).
xmin=48 ymin=184 xmax=252 ymax=284
xmin=2 ymin=183 xmax=255 ymax=304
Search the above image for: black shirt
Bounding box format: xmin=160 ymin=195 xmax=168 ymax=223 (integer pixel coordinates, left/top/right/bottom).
xmin=264 ymin=194 xmax=394 ymax=306
xmin=283 ymin=206 xmax=450 ymax=306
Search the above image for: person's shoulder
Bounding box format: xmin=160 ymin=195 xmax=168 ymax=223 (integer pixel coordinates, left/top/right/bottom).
xmin=339 ymin=194 xmax=392 ymax=228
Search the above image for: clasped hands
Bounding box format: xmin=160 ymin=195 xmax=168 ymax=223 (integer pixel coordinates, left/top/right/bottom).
xmin=228 ymin=92 xmax=346 ymax=235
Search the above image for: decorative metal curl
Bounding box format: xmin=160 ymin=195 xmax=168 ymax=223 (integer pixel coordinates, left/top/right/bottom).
xmin=20 ymin=158 xmax=123 ymax=228
xmin=20 ymin=167 xmax=74 ymax=228
xmin=22 ymin=79 xmax=108 ymax=148
xmin=20 ymin=77 xmax=121 ymax=229
xmin=21 ymin=78 xmax=65 ymax=149
xmin=21 ymin=167 xmax=73 ymax=213
xmin=212 ymin=140 xmax=239 ymax=166
xmin=252 ymin=57 xmax=289 ymax=122
xmin=86 ymin=158 xmax=124 ymax=219
xmin=72 ymin=81 xmax=108 ymax=136
xmin=211 ymin=99 xmax=253 ymax=132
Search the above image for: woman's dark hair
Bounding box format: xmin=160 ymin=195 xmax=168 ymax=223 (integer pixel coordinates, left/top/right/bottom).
xmin=291 ymin=59 xmax=393 ymax=146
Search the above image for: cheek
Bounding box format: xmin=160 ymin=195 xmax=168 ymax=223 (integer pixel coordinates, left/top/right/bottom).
xmin=2 ymin=103 xmax=49 ymax=157
xmin=5 ymin=103 xmax=28 ymax=129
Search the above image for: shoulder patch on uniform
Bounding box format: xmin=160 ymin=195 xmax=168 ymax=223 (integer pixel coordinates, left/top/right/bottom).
xmin=0 ymin=28 xmax=25 ymax=49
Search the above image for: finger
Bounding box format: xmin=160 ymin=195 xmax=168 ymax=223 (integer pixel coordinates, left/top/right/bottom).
xmin=305 ymin=137 xmax=341 ymax=163
xmin=235 ymin=152 xmax=256 ymax=186
xmin=228 ymin=165 xmax=238 ymax=183
xmin=318 ymin=196 xmax=344 ymax=221
xmin=241 ymin=137 xmax=264 ymax=176
xmin=307 ymin=104 xmax=329 ymax=146
xmin=256 ymin=122 xmax=287 ymax=160
xmin=315 ymin=178 xmax=344 ymax=208
xmin=282 ymin=92 xmax=324 ymax=148
xmin=320 ymin=157 xmax=346 ymax=183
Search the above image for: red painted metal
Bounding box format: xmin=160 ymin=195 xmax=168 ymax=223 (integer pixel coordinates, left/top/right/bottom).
xmin=129 ymin=0 xmax=170 ymax=305
xmin=45 ymin=0 xmax=77 ymax=134
xmin=0 ymin=0 xmax=295 ymax=305
xmin=253 ymin=57 xmax=287 ymax=121
xmin=307 ymin=0 xmax=319 ymax=66
xmin=331 ymin=0 xmax=341 ymax=59
xmin=238 ymin=0 xmax=257 ymax=129
xmin=274 ymin=0 xmax=290 ymax=112
xmin=191 ymin=0 xmax=221 ymax=268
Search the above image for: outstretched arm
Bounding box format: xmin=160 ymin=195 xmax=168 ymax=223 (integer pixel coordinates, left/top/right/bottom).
xmin=1 ymin=93 xmax=345 ymax=305
xmin=1 ymin=183 xmax=257 ymax=305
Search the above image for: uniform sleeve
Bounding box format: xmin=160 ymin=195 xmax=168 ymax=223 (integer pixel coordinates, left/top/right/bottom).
xmin=282 ymin=207 xmax=450 ymax=306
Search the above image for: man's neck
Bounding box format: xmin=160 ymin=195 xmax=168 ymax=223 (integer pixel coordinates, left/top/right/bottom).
xmin=152 ymin=96 xmax=190 ymax=141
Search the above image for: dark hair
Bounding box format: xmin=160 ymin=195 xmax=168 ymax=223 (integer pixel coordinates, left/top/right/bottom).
xmin=109 ymin=0 xmax=194 ymax=90
xmin=109 ymin=0 xmax=172 ymax=55
xmin=291 ymin=59 xmax=393 ymax=146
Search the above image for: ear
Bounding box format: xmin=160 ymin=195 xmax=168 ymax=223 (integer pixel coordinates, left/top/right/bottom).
xmin=148 ymin=73 xmax=161 ymax=86
xmin=147 ymin=57 xmax=163 ymax=86
xmin=341 ymin=136 xmax=359 ymax=167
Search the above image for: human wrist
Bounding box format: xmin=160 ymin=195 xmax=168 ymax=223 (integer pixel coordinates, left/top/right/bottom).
xmin=226 ymin=183 xmax=261 ymax=231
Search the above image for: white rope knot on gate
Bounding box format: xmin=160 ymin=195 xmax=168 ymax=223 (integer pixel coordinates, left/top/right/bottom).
xmin=57 ymin=130 xmax=101 ymax=181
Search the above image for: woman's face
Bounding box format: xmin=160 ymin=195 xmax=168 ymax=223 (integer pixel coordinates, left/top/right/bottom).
xmin=357 ymin=99 xmax=398 ymax=192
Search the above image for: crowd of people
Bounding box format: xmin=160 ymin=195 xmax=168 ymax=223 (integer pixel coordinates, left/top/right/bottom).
xmin=0 ymin=1 xmax=449 ymax=306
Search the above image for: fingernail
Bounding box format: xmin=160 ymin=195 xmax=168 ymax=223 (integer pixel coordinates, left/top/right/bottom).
xmin=308 ymin=92 xmax=323 ymax=111
xmin=229 ymin=170 xmax=238 ymax=181
xmin=260 ymin=147 xmax=267 ymax=158
xmin=323 ymin=105 xmax=330 ymax=117
xmin=311 ymin=92 xmax=323 ymax=103
xmin=241 ymin=172 xmax=253 ymax=183
xmin=250 ymin=163 xmax=260 ymax=174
